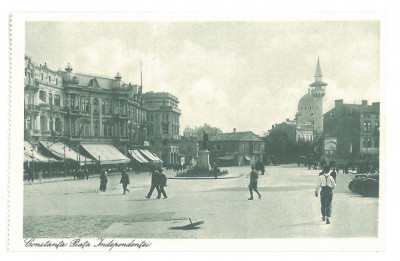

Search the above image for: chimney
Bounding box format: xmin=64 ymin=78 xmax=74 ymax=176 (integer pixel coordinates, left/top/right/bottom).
xmin=233 ymin=128 xmax=236 ymax=133
xmin=362 ymin=100 xmax=368 ymax=106
xmin=335 ymin=99 xmax=343 ymax=108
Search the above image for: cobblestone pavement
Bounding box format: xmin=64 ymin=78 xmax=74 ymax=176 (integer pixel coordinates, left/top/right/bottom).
xmin=23 ymin=165 xmax=378 ymax=238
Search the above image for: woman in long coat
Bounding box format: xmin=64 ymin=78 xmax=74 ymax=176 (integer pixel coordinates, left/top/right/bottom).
xmin=99 ymin=170 xmax=108 ymax=192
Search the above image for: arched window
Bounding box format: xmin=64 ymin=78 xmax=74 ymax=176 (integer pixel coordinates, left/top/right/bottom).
xmin=94 ymin=125 xmax=99 ymax=137
xmin=40 ymin=115 xmax=48 ymax=131
xmin=55 ymin=118 xmax=62 ymax=132
xmin=93 ymin=98 xmax=99 ymax=114
xmin=108 ymin=125 xmax=113 ymax=137
xmin=49 ymin=117 xmax=54 ymax=131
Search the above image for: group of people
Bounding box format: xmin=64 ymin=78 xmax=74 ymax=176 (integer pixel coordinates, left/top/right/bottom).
xmin=145 ymin=167 xmax=168 ymax=199
xmin=71 ymin=168 xmax=90 ymax=180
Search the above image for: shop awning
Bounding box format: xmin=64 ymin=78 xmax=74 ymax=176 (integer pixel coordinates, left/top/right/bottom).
xmin=39 ymin=141 xmax=85 ymax=161
xmin=24 ymin=141 xmax=59 ymax=162
xmin=128 ymin=150 xmax=149 ymax=163
xmin=244 ymin=155 xmax=252 ymax=161
xmin=218 ymin=155 xmax=236 ymax=160
xmin=81 ymin=144 xmax=130 ymax=165
xmin=140 ymin=150 xmax=162 ymax=163
xmin=148 ymin=151 xmax=163 ymax=163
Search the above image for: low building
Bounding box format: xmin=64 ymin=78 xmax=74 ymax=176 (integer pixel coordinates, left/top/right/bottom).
xmin=323 ymin=99 xmax=380 ymax=163
xmin=208 ymin=130 xmax=265 ymax=166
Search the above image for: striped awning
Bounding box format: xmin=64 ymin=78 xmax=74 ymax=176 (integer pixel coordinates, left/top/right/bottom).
xmin=128 ymin=150 xmax=149 ymax=163
xmin=40 ymin=141 xmax=88 ymax=162
xmin=24 ymin=141 xmax=59 ymax=162
xmin=139 ymin=149 xmax=163 ymax=163
xmin=81 ymin=144 xmax=130 ymax=165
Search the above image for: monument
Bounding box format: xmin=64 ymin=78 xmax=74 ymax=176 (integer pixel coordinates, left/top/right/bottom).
xmin=198 ymin=131 xmax=211 ymax=170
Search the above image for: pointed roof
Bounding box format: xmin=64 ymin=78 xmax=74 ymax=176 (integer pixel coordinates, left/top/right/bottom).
xmin=309 ymin=57 xmax=328 ymax=87
xmin=314 ymin=57 xmax=322 ymax=78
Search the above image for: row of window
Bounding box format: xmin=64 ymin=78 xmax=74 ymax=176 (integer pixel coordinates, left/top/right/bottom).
xmin=39 ymin=90 xmax=61 ymax=106
xmin=362 ymin=137 xmax=379 ymax=148
xmin=26 ymin=70 xmax=61 ymax=85
xmin=70 ymin=122 xmax=126 ymax=137
xmin=363 ymin=121 xmax=379 ymax=133
xmin=213 ymin=143 xmax=264 ymax=151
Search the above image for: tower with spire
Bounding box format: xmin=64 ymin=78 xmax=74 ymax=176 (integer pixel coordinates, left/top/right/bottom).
xmin=296 ymin=58 xmax=328 ymax=142
xmin=308 ymin=57 xmax=327 ymax=134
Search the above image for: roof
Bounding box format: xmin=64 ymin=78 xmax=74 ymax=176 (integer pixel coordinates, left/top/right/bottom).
xmin=314 ymin=57 xmax=322 ymax=77
xmin=209 ymin=131 xmax=263 ymax=142
xmin=298 ymin=93 xmax=314 ymax=109
xmin=75 ymin=73 xmax=127 ymax=89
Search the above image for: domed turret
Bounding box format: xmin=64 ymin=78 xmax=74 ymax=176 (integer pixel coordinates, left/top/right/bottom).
xmin=62 ymin=63 xmax=79 ymax=84
xmin=297 ymin=93 xmax=314 ymax=111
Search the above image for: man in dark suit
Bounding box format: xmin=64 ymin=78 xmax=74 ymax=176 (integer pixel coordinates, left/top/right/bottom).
xmin=145 ymin=167 xmax=160 ymax=199
xmin=157 ymin=168 xmax=168 ymax=199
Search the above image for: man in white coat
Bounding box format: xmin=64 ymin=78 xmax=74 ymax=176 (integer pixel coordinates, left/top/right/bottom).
xmin=315 ymin=166 xmax=336 ymax=224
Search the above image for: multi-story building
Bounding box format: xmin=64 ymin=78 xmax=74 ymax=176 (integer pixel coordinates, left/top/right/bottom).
xmin=323 ymin=99 xmax=380 ymax=163
xmin=142 ymin=92 xmax=181 ymax=164
xmin=24 ymin=56 xmax=178 ymax=167
xmin=296 ymin=58 xmax=327 ymax=142
xmin=208 ymin=130 xmax=265 ymax=166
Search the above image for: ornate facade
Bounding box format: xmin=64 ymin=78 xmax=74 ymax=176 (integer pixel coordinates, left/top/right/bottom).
xmin=24 ymin=56 xmax=178 ymax=162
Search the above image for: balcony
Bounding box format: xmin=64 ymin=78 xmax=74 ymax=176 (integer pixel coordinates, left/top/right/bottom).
xmin=113 ymin=113 xmax=129 ymax=120
xmin=50 ymin=106 xmax=67 ymax=114
xmin=24 ymin=79 xmax=39 ymax=91
xmin=25 ymin=104 xmax=39 ymax=111
xmin=39 ymin=103 xmax=51 ymax=111
xmin=27 ymin=129 xmax=41 ymax=137
xmin=41 ymin=130 xmax=52 ymax=136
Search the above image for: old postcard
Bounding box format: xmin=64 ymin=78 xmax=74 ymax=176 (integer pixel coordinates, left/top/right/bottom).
xmin=8 ymin=13 xmax=385 ymax=251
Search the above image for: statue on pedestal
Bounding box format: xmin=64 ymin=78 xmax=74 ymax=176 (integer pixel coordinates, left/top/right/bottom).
xmin=202 ymin=131 xmax=208 ymax=150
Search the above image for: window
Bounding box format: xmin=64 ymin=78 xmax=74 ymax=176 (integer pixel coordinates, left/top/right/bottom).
xmin=363 ymin=122 xmax=371 ymax=132
xmin=48 ymin=76 xmax=51 ymax=82
xmin=367 ymin=138 xmax=371 ymax=148
xmin=375 ymin=138 xmax=379 ymax=148
xmin=94 ymin=125 xmax=99 ymax=137
xmin=93 ymin=99 xmax=99 ymax=114
xmin=54 ymin=94 xmax=60 ymax=107
xmin=147 ymin=125 xmax=153 ymax=136
xmin=39 ymin=90 xmax=46 ymax=102
xmin=331 ymin=111 xmax=335 ymax=118
xmin=55 ymin=118 xmax=62 ymax=132
xmin=49 ymin=93 xmax=53 ymax=106
xmin=56 ymin=78 xmax=58 ymax=85
xmin=162 ymin=123 xmax=169 ymax=134
xmin=49 ymin=117 xmax=53 ymax=131
xmin=41 ymin=73 xmax=43 ymax=80
xmin=375 ymin=122 xmax=380 ymax=133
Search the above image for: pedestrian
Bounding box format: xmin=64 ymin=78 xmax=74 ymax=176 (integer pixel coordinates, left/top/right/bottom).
xmin=145 ymin=167 xmax=160 ymax=199
xmin=85 ymin=168 xmax=89 ymax=180
xmin=99 ymin=169 xmax=108 ymax=192
xmin=330 ymin=168 xmax=337 ymax=182
xmin=315 ymin=166 xmax=336 ymax=224
xmin=38 ymin=169 xmax=43 ymax=184
xmin=28 ymin=169 xmax=34 ymax=184
xmin=212 ymin=162 xmax=218 ymax=179
xmin=120 ymin=169 xmax=130 ymax=195
xmin=248 ymin=165 xmax=261 ymax=200
xmin=157 ymin=168 xmax=168 ymax=199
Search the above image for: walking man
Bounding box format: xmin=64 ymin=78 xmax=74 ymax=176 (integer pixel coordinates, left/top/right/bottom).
xmin=120 ymin=169 xmax=130 ymax=195
xmin=145 ymin=167 xmax=160 ymax=199
xmin=99 ymin=169 xmax=108 ymax=192
xmin=248 ymin=165 xmax=261 ymax=200
xmin=315 ymin=166 xmax=336 ymax=224
xmin=157 ymin=167 xmax=168 ymax=199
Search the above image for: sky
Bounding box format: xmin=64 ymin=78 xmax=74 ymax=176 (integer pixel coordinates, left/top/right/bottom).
xmin=26 ymin=21 xmax=380 ymax=135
